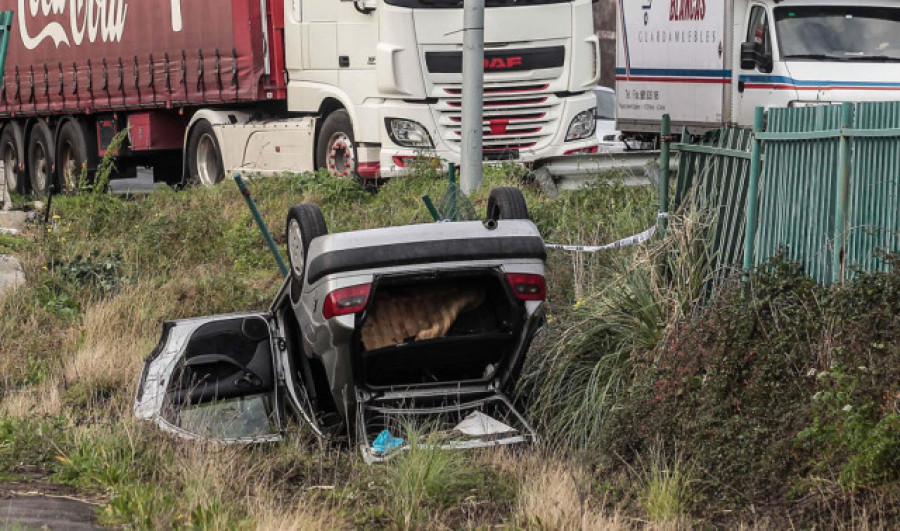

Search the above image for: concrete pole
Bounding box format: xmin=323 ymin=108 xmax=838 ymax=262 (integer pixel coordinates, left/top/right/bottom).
xmin=0 ymin=161 xmax=9 ymax=211
xmin=460 ymin=0 xmax=485 ymax=193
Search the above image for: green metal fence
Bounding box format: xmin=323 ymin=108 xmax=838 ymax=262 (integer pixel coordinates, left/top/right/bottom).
xmin=846 ymin=102 xmax=900 ymax=276
xmin=753 ymin=104 xmax=846 ymax=282
xmin=666 ymin=99 xmax=900 ymax=285
xmin=670 ymin=126 xmax=754 ymax=284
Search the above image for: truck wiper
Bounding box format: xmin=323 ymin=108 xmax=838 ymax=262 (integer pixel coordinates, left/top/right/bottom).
xmin=848 ymin=55 xmax=900 ymax=62
xmin=783 ymin=54 xmax=851 ymax=61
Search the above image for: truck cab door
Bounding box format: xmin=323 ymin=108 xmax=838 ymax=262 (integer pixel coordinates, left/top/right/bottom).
xmin=296 ymin=0 xmax=338 ymax=76
xmin=135 ymin=313 xmax=283 ymax=443
xmin=284 ymin=0 xmax=304 ymax=75
xmin=336 ymin=0 xmax=378 ymax=74
xmin=736 ymin=4 xmax=795 ymax=125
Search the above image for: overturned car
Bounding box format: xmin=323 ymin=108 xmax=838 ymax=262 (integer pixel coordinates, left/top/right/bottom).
xmin=135 ymin=188 xmax=546 ymax=460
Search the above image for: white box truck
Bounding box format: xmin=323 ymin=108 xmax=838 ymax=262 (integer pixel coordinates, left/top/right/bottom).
xmin=615 ymin=0 xmax=900 ymax=140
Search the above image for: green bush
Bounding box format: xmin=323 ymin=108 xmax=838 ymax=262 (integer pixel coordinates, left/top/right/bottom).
xmin=582 ymin=253 xmax=900 ymax=520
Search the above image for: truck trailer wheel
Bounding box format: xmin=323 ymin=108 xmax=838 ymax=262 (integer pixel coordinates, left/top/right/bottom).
xmin=286 ymin=203 xmax=328 ymax=302
xmin=186 ymin=119 xmax=225 ymax=186
xmin=56 ymin=120 xmax=98 ymax=192
xmin=27 ymin=121 xmax=55 ymax=196
xmin=316 ymin=110 xmax=357 ymax=179
xmin=0 ymin=123 xmax=26 ymax=194
xmin=487 ymin=187 xmax=530 ymax=221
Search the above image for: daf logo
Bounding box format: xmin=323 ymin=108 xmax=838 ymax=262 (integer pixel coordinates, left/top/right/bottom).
xmin=642 ymin=0 xmax=652 ymax=26
xmin=485 ymin=57 xmax=523 ymax=70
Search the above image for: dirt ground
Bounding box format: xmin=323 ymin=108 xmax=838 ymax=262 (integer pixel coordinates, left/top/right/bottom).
xmin=0 ymin=481 xmax=102 ymax=530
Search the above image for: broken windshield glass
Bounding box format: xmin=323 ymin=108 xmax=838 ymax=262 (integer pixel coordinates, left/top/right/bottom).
xmin=166 ymin=394 xmax=278 ymax=439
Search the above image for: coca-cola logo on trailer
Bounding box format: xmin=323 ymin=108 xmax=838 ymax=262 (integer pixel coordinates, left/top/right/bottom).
xmin=18 ymin=0 xmax=185 ymax=50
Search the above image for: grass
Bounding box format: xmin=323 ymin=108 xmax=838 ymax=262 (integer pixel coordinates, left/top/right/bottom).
xmin=639 ymin=447 xmax=691 ymax=526
xmin=0 ymin=166 xmax=657 ymax=528
xmin=3 ymin=162 xmax=896 ymax=528
xmin=521 ymin=210 xmax=715 ymax=454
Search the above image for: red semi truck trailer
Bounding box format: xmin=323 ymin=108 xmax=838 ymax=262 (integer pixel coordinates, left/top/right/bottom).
xmin=0 ymin=0 xmax=600 ymax=193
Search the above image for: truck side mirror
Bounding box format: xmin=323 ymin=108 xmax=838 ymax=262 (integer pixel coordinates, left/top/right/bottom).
xmin=353 ymin=0 xmax=376 ymax=14
xmin=740 ymin=42 xmax=758 ymax=70
xmin=741 ymin=42 xmax=773 ymax=73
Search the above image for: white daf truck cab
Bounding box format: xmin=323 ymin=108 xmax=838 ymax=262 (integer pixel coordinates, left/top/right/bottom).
xmin=615 ymin=0 xmax=900 ymax=140
xmin=203 ymin=0 xmax=602 ymax=183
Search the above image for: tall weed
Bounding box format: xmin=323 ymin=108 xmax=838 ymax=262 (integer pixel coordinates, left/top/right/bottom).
xmin=523 ymin=211 xmax=715 ymax=453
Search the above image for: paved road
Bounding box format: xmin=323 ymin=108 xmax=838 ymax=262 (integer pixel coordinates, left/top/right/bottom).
xmin=0 ymin=482 xmax=101 ymax=530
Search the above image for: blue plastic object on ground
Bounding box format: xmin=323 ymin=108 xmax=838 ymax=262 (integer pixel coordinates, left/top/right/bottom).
xmin=372 ymin=430 xmax=404 ymax=454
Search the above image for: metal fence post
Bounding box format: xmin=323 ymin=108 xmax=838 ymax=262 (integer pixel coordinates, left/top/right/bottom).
xmin=658 ymin=114 xmax=671 ymax=235
xmin=833 ymin=102 xmax=853 ymax=284
xmin=234 ymin=174 xmax=289 ymax=277
xmin=742 ymin=107 xmax=765 ymax=283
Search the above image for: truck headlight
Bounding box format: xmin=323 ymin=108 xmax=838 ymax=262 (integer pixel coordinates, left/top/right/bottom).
xmin=566 ymin=110 xmax=596 ymax=142
xmin=385 ymin=118 xmax=434 ymax=148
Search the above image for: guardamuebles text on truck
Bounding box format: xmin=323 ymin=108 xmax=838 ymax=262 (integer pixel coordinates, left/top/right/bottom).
xmin=0 ymin=0 xmax=601 ymax=194
xmin=615 ymin=0 xmax=900 ymax=143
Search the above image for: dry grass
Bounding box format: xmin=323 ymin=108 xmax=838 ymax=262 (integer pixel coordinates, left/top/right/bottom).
xmin=62 ymin=284 xmax=165 ymax=395
xmin=0 ymin=378 xmax=62 ymax=418
xmin=499 ymin=452 xmax=629 ymax=530
xmin=249 ymin=491 xmax=350 ymax=531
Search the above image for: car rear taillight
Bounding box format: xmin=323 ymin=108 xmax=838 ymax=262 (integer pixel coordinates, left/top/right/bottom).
xmin=323 ymin=284 xmax=372 ymax=319
xmin=505 ymin=273 xmax=546 ymax=301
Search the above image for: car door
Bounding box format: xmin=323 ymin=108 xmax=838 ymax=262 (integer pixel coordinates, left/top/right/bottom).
xmin=135 ymin=313 xmax=284 ymax=443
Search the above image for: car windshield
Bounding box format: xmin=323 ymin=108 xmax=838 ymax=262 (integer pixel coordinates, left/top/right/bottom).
xmin=384 ymin=0 xmax=570 ymax=8
xmin=168 ymin=394 xmax=277 ymax=439
xmin=594 ymin=90 xmax=615 ymax=120
xmin=775 ymin=6 xmax=900 ymax=62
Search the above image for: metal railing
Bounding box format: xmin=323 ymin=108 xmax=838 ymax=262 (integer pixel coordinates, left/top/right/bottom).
xmin=662 ymin=100 xmax=900 ymax=285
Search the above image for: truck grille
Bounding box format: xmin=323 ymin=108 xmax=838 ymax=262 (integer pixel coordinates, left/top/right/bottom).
xmin=434 ymin=82 xmax=561 ymax=156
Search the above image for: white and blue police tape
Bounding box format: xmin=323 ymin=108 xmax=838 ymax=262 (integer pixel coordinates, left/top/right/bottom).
xmin=544 ymin=213 xmax=668 ymax=253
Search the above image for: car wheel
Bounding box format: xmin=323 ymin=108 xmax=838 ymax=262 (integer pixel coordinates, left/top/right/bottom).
xmin=316 ymin=109 xmax=357 ymax=179
xmin=286 ymin=204 xmax=328 ymax=302
xmin=56 ymin=120 xmax=97 ymax=192
xmin=186 ymin=119 xmax=224 ymax=186
xmin=27 ymin=121 xmax=55 ymax=197
xmin=487 ymin=187 xmax=529 ymax=221
xmin=0 ymin=123 xmax=26 ymax=194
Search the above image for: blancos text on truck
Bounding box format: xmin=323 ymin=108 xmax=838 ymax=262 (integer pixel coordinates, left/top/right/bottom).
xmin=0 ymin=0 xmax=601 ymax=195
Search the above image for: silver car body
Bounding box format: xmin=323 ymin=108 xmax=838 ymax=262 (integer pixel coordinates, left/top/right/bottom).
xmin=135 ymin=219 xmax=546 ymax=456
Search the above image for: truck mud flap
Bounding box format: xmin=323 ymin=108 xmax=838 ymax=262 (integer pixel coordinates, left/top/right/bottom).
xmin=356 ymin=391 xmax=537 ymax=464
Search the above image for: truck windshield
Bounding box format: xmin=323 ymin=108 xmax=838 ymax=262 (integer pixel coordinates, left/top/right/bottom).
xmin=384 ymin=0 xmax=571 ymax=8
xmin=775 ymin=6 xmax=900 ymax=62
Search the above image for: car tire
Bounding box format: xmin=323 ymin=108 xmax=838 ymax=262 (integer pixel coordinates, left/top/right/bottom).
xmin=56 ymin=120 xmax=97 ymax=192
xmin=186 ymin=119 xmax=224 ymax=186
xmin=316 ymin=109 xmax=358 ymax=179
xmin=487 ymin=187 xmax=529 ymax=221
xmin=286 ymin=204 xmax=328 ymax=302
xmin=27 ymin=121 xmax=55 ymax=197
xmin=0 ymin=123 xmax=26 ymax=194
